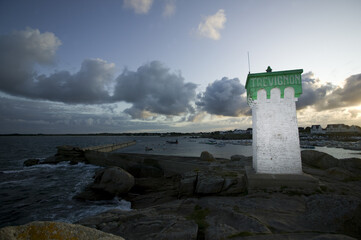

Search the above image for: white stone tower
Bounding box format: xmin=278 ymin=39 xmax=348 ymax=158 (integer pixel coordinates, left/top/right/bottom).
xmin=246 ymin=67 xmax=303 ymax=174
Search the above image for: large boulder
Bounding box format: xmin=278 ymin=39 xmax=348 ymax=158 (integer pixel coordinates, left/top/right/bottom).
xmin=128 ymin=163 xmax=164 ymax=178
xmin=220 ymin=175 xmax=246 ymax=195
xmin=195 ymin=172 xmax=224 ymax=194
xmin=23 ymin=159 xmax=40 ymax=167
xmin=179 ymin=169 xmax=246 ymax=197
xmin=0 ymin=221 xmax=124 ymax=240
xmin=179 ymin=171 xmax=198 ymax=197
xmin=301 ymin=150 xmax=339 ymax=169
xmin=200 ymin=151 xmax=215 ymax=162
xmin=92 ymin=167 xmax=135 ymax=196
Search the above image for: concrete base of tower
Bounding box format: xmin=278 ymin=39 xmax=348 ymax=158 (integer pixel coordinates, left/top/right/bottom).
xmin=245 ymin=166 xmax=320 ymax=193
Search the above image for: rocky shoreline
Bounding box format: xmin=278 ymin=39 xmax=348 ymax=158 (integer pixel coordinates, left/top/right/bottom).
xmin=2 ymin=148 xmax=361 ymax=239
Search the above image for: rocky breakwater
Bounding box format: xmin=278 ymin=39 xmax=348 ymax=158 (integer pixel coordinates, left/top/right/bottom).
xmin=74 ymin=150 xmax=361 ymax=240
xmin=24 ymin=145 xmax=85 ymax=166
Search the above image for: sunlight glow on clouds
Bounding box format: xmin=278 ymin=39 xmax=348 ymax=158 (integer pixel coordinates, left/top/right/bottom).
xmin=297 ymin=72 xmax=361 ymax=111
xmin=197 ymin=9 xmax=226 ymax=40
xmin=123 ymin=0 xmax=153 ymax=14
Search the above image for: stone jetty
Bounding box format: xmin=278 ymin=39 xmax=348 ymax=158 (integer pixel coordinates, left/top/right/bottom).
xmin=23 ymin=141 xmax=136 ymax=166
xmin=82 ymin=141 xmax=136 ymax=152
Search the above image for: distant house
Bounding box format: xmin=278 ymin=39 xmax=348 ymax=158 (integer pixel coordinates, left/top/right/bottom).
xmin=310 ymin=125 xmax=325 ymax=134
xmin=326 ymin=124 xmax=361 ymax=134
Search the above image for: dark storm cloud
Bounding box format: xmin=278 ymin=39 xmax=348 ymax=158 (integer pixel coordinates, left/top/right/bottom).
xmin=113 ymin=61 xmax=197 ymax=118
xmin=0 ymin=28 xmax=197 ymax=118
xmin=0 ymin=28 xmax=114 ymax=104
xmin=35 ymin=59 xmax=115 ymax=104
xmin=315 ymin=73 xmax=361 ymax=110
xmin=196 ymin=77 xmax=250 ymax=116
xmin=297 ymin=72 xmax=334 ymax=110
xmin=297 ymin=72 xmax=361 ymax=111
xmin=0 ymin=28 xmax=61 ymax=96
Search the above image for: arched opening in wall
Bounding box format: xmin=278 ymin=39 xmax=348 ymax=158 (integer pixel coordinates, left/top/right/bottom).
xmin=257 ymin=89 xmax=267 ymax=103
xmin=284 ymin=87 xmax=295 ymax=100
xmin=270 ymin=88 xmax=281 ymax=103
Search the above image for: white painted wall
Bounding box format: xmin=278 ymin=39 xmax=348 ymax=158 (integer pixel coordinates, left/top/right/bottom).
xmin=251 ymin=87 xmax=302 ymax=174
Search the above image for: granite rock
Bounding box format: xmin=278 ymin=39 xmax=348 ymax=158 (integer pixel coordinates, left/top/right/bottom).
xmin=301 ymin=150 xmax=339 ymax=169
xmin=92 ymin=167 xmax=135 ymax=196
xmin=0 ymin=221 xmax=124 ymax=240
xmin=200 ymin=151 xmax=215 ymax=162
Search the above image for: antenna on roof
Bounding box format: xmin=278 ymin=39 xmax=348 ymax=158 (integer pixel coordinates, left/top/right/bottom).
xmin=247 ymin=51 xmax=251 ymax=74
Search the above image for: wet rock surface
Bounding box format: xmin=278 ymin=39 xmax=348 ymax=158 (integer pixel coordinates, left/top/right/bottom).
xmin=23 ymin=158 xmax=40 ymax=166
xmin=77 ymin=206 xmax=198 ymax=240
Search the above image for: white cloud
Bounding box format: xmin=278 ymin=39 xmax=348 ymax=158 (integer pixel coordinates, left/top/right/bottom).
xmin=163 ymin=0 xmax=176 ymax=17
xmin=197 ymin=9 xmax=226 ymax=40
xmin=123 ymin=0 xmax=153 ymax=14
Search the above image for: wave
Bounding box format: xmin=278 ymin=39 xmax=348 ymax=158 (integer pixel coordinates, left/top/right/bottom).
xmin=0 ymin=177 xmax=36 ymax=186
xmin=1 ymin=168 xmax=38 ymax=174
xmin=54 ymin=197 xmax=131 ymax=224
xmin=1 ymin=161 xmax=101 ymax=174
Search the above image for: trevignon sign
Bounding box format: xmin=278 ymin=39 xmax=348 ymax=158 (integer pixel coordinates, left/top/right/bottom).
xmin=245 ymin=69 xmax=303 ymax=100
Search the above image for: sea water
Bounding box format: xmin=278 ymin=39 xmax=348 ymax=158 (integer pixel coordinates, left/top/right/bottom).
xmin=0 ymin=136 xmax=132 ymax=228
xmin=0 ymin=135 xmax=359 ymax=228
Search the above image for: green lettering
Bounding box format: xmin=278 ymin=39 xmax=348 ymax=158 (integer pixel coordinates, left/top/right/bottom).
xmin=278 ymin=76 xmax=283 ymax=85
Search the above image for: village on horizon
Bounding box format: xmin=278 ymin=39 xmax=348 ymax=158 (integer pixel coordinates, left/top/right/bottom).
xmin=1 ymin=123 xmax=361 ymax=137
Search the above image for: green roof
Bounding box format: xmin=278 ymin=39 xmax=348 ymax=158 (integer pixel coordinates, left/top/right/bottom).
xmin=245 ymin=68 xmax=303 ymax=101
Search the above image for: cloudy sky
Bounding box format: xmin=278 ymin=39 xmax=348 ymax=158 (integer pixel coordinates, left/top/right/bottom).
xmin=0 ymin=0 xmax=360 ymax=134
